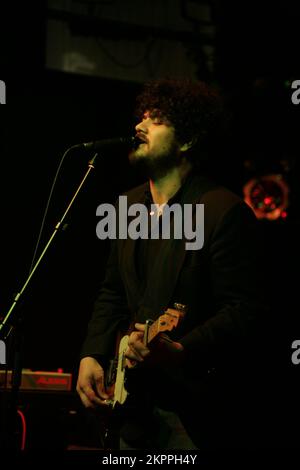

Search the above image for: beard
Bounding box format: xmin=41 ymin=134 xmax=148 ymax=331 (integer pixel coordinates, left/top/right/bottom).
xmin=128 ymin=140 xmax=182 ymax=179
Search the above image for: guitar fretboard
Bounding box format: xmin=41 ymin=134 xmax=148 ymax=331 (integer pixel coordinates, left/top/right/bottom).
xmin=146 ymin=308 xmax=184 ymax=345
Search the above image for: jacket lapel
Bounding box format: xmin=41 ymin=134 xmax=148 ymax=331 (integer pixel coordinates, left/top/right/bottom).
xmin=118 ymin=183 xmax=148 ymax=315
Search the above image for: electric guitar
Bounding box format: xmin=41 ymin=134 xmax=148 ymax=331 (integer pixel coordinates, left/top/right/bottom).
xmin=105 ymin=303 xmax=187 ymax=409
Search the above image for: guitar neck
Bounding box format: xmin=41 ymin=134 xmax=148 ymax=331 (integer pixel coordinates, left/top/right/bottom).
xmin=145 ymin=306 xmax=186 ymax=346
xmin=147 ymin=318 xmax=161 ymax=345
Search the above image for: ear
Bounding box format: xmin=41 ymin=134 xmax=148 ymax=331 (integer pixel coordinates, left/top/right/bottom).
xmin=180 ymin=138 xmax=197 ymax=153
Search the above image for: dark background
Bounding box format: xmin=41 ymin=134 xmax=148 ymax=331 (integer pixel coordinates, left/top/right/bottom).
xmin=0 ymin=1 xmax=299 ymax=449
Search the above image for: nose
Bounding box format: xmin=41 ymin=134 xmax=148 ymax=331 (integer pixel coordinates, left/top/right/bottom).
xmin=135 ymin=118 xmax=149 ymax=133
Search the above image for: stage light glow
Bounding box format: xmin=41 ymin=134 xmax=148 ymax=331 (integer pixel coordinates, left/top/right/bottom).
xmin=243 ymin=174 xmax=289 ymax=220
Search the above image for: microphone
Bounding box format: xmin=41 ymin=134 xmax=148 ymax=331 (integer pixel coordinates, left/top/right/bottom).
xmin=73 ymin=136 xmax=136 ymax=151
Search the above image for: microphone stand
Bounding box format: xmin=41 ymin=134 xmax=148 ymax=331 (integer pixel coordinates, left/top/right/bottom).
xmin=0 ymin=151 xmax=98 ymax=450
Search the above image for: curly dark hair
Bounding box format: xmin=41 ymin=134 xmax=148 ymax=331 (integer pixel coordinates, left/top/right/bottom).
xmin=135 ymin=79 xmax=225 ymax=157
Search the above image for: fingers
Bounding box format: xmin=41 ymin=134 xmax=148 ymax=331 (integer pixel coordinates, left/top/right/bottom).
xmin=78 ymin=384 xmax=105 ymax=408
xmin=77 ymin=378 xmax=111 ymax=408
xmin=125 ymin=330 xmax=150 ymax=364
xmin=159 ymin=335 xmax=184 ymax=352
xmin=134 ymin=323 xmax=145 ymax=332
xmin=125 ymin=357 xmax=137 ymax=369
xmin=78 ymin=383 xmax=111 ymax=409
xmin=76 ymin=357 xmax=110 ymax=409
xmin=94 ymin=373 xmax=110 ymax=400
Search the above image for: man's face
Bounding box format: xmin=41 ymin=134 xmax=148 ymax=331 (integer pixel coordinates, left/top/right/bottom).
xmin=129 ymin=111 xmax=182 ymax=175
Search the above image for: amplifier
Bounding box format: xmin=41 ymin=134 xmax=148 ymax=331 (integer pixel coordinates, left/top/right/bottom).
xmin=0 ymin=369 xmax=72 ymax=391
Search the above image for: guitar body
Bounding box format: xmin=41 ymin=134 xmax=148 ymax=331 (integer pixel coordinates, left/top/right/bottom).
xmin=103 ymin=304 xmax=187 ymax=449
xmin=112 ymin=335 xmax=129 ymax=408
xmin=107 ymin=303 xmax=187 ymax=409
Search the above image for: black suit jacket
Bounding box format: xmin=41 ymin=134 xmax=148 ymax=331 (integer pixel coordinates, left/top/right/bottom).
xmin=81 ymin=173 xmax=267 ymax=447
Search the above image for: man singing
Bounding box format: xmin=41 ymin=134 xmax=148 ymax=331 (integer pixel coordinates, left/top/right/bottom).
xmin=76 ymin=79 xmax=266 ymax=449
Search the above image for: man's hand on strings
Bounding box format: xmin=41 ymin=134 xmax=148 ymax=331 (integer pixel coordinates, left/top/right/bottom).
xmin=125 ymin=323 xmax=185 ymax=369
xmin=125 ymin=323 xmax=150 ymax=368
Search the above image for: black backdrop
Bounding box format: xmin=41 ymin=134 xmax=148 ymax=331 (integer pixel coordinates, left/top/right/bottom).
xmin=0 ymin=71 xmax=143 ymax=372
xmin=0 ymin=2 xmax=300 ymax=449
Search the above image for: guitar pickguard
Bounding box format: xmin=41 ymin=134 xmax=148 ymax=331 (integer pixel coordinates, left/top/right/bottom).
xmin=112 ymin=334 xmax=129 ymax=408
xmin=109 ymin=303 xmax=187 ymax=408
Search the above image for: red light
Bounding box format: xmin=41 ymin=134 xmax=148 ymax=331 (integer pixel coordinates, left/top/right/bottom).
xmin=57 ymin=368 xmax=63 ymax=373
xmin=264 ymin=197 xmax=272 ymax=205
xmin=243 ymin=174 xmax=289 ymax=220
xmin=281 ymin=211 xmax=287 ymax=219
